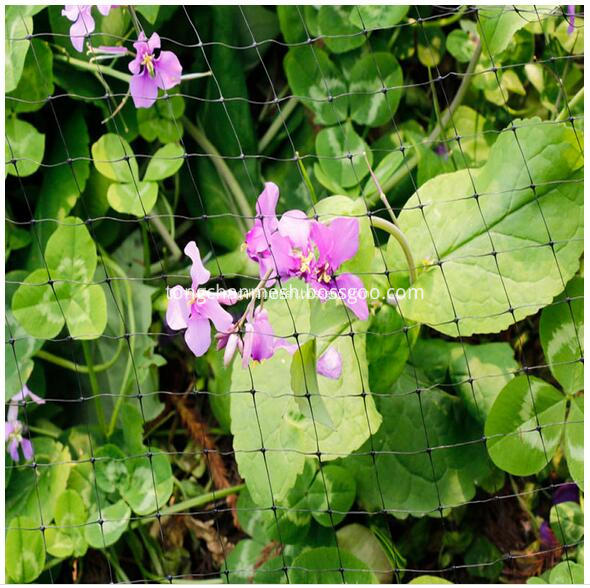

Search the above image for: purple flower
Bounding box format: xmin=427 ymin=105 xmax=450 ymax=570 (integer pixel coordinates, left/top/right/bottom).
xmin=241 ymin=307 xmax=296 ymax=367
xmin=567 ymin=5 xmax=576 ymax=34
xmin=245 ymin=184 xmax=369 ymax=320
xmin=244 ymin=183 xmax=308 ymax=284
xmin=62 ymin=5 xmax=114 ymax=52
xmin=553 ymin=483 xmax=579 ymax=505
xmin=539 ymin=521 xmax=559 ymax=549
xmin=5 ymin=385 xmax=45 ymax=463
xmin=166 ymin=242 xmax=234 ymax=357
xmin=435 ymin=143 xmax=449 ymax=160
xmin=316 ymin=346 xmax=342 ymax=379
xmin=128 ymin=32 xmax=182 ymax=108
xmin=307 ymin=218 xmax=369 ymax=320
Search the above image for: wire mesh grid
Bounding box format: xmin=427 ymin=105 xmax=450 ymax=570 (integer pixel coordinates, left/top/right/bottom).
xmin=4 ymin=4 xmax=584 ymax=585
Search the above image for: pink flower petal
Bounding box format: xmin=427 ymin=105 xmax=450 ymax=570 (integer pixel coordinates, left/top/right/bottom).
xmin=96 ymin=5 xmax=113 ymax=16
xmin=200 ymin=298 xmax=234 ymax=334
xmin=317 ymin=346 xmax=342 ymax=380
xmin=184 ymin=241 xmax=210 ymax=287
xmin=326 ymin=217 xmax=359 ymax=269
xmin=21 ymin=438 xmax=33 ymax=461
xmin=69 ymin=9 xmax=96 ymax=52
xmin=155 ymin=50 xmax=182 ymax=90
xmin=130 ymin=71 xmax=159 ymax=108
xmin=166 ymin=285 xmax=190 ymax=330
xmin=278 ymin=210 xmax=311 ymax=250
xmin=333 ymin=273 xmax=369 ymax=321
xmin=184 ymin=317 xmax=211 ymax=357
xmin=8 ymin=439 xmax=19 ymax=462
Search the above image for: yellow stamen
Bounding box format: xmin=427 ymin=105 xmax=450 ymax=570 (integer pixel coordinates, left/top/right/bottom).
xmin=142 ymin=52 xmax=155 ymax=77
xmin=296 ymin=251 xmax=314 ymax=274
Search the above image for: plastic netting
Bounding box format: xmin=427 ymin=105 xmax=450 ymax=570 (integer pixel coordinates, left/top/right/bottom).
xmin=4 ymin=4 xmax=584 ymax=585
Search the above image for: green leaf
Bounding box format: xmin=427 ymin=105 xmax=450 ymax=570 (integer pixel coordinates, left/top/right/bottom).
xmin=6 ymin=516 xmax=45 ymax=583
xmin=564 ymin=396 xmax=583 ymax=490
xmin=308 ymin=465 xmax=356 ymax=527
xmin=5 ymin=116 xmax=45 ymax=177
xmin=45 ymin=216 xmax=98 ymax=281
xmin=92 ymin=133 xmax=138 ymax=183
xmin=224 ymin=539 xmax=265 ymax=583
xmin=337 ymin=524 xmax=393 ymax=584
xmin=550 ymin=501 xmax=584 ymax=546
xmin=284 ymin=47 xmax=348 ymax=126
xmin=362 ymin=150 xmax=404 ymax=198
xmin=7 ymin=39 xmax=54 ymax=113
xmin=540 ymin=277 xmax=584 ymax=394
xmin=548 ymin=561 xmax=584 ymax=584
xmin=485 ymin=376 xmax=566 ymax=476
xmin=449 ymin=342 xmax=518 ymax=423
xmin=349 ymin=5 xmax=409 ymax=30
xmin=366 ymin=305 xmax=415 ymax=394
xmin=137 ymin=95 xmax=185 ymax=143
xmin=346 ymin=369 xmax=488 ymax=517
xmin=465 ymin=537 xmax=502 ymax=581
xmin=290 ymin=547 xmax=378 ymax=583
xmin=417 ymin=27 xmax=446 ymax=67
xmin=318 ymin=6 xmax=366 ymax=53
xmin=451 ymin=106 xmax=490 ymax=167
xmin=410 ymin=576 xmax=453 ymax=584
xmin=13 ymin=218 xmax=107 ymax=340
xmin=107 ymin=180 xmax=158 ymax=217
xmin=387 ymin=119 xmax=584 ymax=336
xmin=478 ymin=6 xmax=531 ymax=56
xmin=277 ymin=6 xmax=307 ymax=43
xmin=231 ymin=326 xmax=381 ymax=507
xmin=34 ymin=110 xmax=90 ymax=252
xmin=143 ymin=143 xmax=185 ymax=182
xmin=6 ymin=438 xmax=71 ymax=526
xmin=238 ymin=461 xmax=314 ymax=545
xmin=135 ymin=5 xmax=159 ymax=24
xmin=47 ymin=489 xmax=88 ymax=558
xmin=121 ymin=451 xmax=173 ymax=515
xmin=95 ymin=444 xmax=129 ymax=494
xmin=85 ymin=500 xmax=131 ymax=548
xmin=316 ymin=123 xmax=371 ymax=189
xmin=446 ymin=29 xmax=476 ymax=63
xmin=5 ymin=6 xmax=35 ymax=92
xmin=349 ymin=53 xmax=403 ymax=127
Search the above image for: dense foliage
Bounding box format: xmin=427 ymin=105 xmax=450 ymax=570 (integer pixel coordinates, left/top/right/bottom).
xmin=5 ymin=5 xmax=584 ymax=584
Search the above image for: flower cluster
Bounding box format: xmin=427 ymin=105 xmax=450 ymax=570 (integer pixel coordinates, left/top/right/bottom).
xmin=63 ymin=6 xmax=183 ymax=109
xmin=62 ymin=5 xmax=114 ymax=52
xmin=165 ymin=182 xmax=362 ymax=376
xmin=245 ymin=182 xmax=369 ymax=321
xmin=5 ymin=385 xmax=45 ymax=462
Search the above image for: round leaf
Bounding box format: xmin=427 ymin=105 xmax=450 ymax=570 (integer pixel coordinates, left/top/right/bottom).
xmin=540 ymin=277 xmax=584 ymax=395
xmin=308 ymin=465 xmax=356 ymax=527
xmin=95 ymin=444 xmax=129 ymax=494
xmin=550 ymin=501 xmax=584 ymax=546
xmin=548 ymin=561 xmax=584 ymax=584
xmin=85 ymin=500 xmax=130 ymax=548
xmin=485 ymin=376 xmax=566 ymax=476
xmin=417 ymin=27 xmax=446 ymax=67
xmin=143 ymin=143 xmax=185 ymax=182
xmin=349 ymin=53 xmax=403 ymax=127
xmin=6 ymin=516 xmax=45 ymax=583
xmin=107 ymin=180 xmax=158 ymax=217
xmin=318 ymin=6 xmax=366 ymax=54
xmin=349 ymin=5 xmax=409 ymax=30
xmin=564 ymin=397 xmax=583 ymax=490
xmin=92 ymin=133 xmax=138 ymax=183
xmin=316 ymin=123 xmax=371 ymax=188
xmin=5 ymin=117 xmax=45 ymax=177
xmin=290 ymin=546 xmax=378 ymax=583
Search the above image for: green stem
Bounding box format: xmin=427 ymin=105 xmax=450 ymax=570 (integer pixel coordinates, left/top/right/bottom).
xmin=82 ymin=341 xmax=106 ymax=433
xmin=35 ymin=341 xmax=124 ymax=374
xmin=370 ymin=216 xmax=417 ymax=284
xmin=556 ymin=86 xmax=584 ymax=121
xmin=182 ymin=117 xmax=253 ymax=225
xmin=367 ymin=41 xmax=482 ymax=205
xmin=101 ymin=254 xmax=136 ymax=438
xmin=150 ymin=215 xmax=182 ymax=262
xmin=415 ymin=5 xmax=466 ymax=28
xmin=296 ymin=152 xmax=318 ymax=205
xmin=54 ymin=53 xmax=132 ymax=83
xmin=28 ymin=425 xmax=60 ymax=439
xmin=258 ymin=96 xmax=298 ymax=152
xmin=43 ymin=557 xmax=67 ymax=572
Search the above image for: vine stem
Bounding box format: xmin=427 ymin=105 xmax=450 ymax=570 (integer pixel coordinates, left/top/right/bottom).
xmin=54 ymin=53 xmax=211 ymax=84
xmin=258 ymin=96 xmax=298 ymax=152
xmin=82 ymin=340 xmax=106 ymax=433
xmin=370 ymin=215 xmax=417 ymax=284
xmin=182 ymin=116 xmax=254 ymax=225
xmin=556 ymin=86 xmax=583 ymax=121
xmin=150 ymin=215 xmax=182 ymax=262
xmin=366 ymin=40 xmax=482 ymax=205
xmin=35 ymin=340 xmax=124 ymax=374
